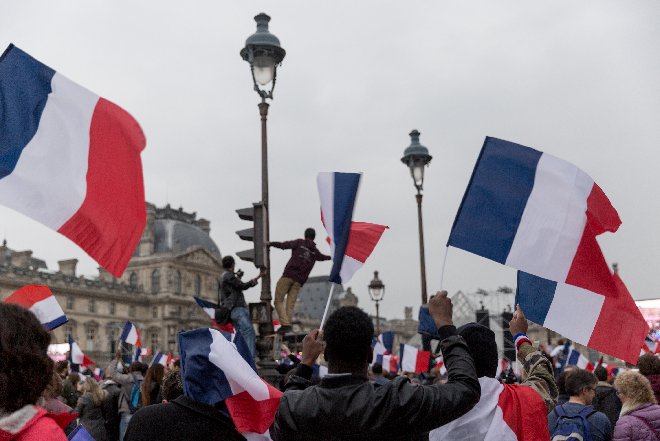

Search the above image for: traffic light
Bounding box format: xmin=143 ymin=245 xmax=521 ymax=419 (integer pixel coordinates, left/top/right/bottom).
xmin=235 ymin=202 xmax=265 ymax=268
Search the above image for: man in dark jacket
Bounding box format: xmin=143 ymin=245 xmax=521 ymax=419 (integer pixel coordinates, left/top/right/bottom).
xmin=592 ymin=365 xmax=621 ymax=427
xmin=102 ymin=378 xmax=122 ymax=441
xmin=268 ymin=228 xmax=330 ymax=334
xmin=219 ymin=255 xmax=264 ymax=359
xmin=272 ymin=291 xmax=481 ymax=441
xmin=124 ymin=369 xmax=244 ymax=441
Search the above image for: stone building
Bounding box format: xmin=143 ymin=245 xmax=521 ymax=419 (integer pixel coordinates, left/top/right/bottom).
xmin=0 ymin=203 xmax=223 ymax=366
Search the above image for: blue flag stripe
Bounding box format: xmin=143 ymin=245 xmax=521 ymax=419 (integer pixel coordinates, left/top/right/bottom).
xmin=447 ymin=137 xmax=542 ymax=264
xmin=515 ymin=271 xmax=557 ymax=326
xmin=0 ymin=44 xmax=56 ymax=179
xmin=328 ymin=172 xmax=361 ymax=284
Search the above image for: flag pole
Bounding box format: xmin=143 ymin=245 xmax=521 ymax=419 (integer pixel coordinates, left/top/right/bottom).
xmin=320 ymin=283 xmax=337 ymax=330
xmin=439 ymin=246 xmax=449 ymax=290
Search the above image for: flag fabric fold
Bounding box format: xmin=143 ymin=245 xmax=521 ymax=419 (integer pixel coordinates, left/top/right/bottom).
xmin=399 ymin=344 xmax=430 ymax=374
xmin=3 ymin=285 xmax=67 ymax=331
xmin=151 ymin=351 xmax=171 ymax=367
xmin=0 ymin=44 xmax=146 ymax=277
xmin=317 ymin=172 xmax=361 ymax=284
xmin=120 ymin=320 xmax=141 ymax=347
xmin=178 ymin=328 xmax=282 ymax=438
xmin=193 ymin=296 xmax=235 ymax=333
xmin=69 ymin=335 xmax=94 ymax=366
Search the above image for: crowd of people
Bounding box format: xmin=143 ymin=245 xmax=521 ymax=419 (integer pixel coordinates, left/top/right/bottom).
xmin=2 ymin=293 xmax=660 ymax=440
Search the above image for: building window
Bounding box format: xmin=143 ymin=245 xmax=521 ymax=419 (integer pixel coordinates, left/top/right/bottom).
xmin=109 ymin=302 xmax=116 ymax=315
xmin=107 ymin=328 xmax=117 ymax=353
xmin=63 ymin=322 xmax=77 ymax=340
xmin=129 ymin=272 xmax=138 ymax=289
xmin=152 ymin=306 xmax=158 ymax=318
xmin=194 ymin=274 xmax=201 ymax=297
xmin=150 ymin=331 xmax=159 ymax=353
xmin=128 ymin=305 xmax=136 ymax=318
xmin=174 ymin=270 xmax=182 ymax=295
xmin=66 ymin=297 xmax=74 ymax=310
xmin=88 ymin=299 xmax=96 ymax=313
xmin=85 ymin=326 xmax=96 ymax=352
xmin=151 ymin=269 xmax=160 ymax=294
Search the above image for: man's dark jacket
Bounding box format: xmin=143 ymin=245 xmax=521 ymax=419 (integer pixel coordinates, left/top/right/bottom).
xmin=592 ymin=381 xmax=622 ymax=427
xmin=270 ymin=239 xmax=330 ymax=285
xmin=272 ymin=326 xmax=480 ymax=441
xmin=219 ymin=271 xmax=257 ymax=310
xmin=123 ymin=395 xmax=245 ymax=441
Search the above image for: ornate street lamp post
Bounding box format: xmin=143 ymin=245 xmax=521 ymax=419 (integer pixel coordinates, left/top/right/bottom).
xmin=368 ymin=271 xmax=386 ymax=335
xmin=241 ymin=13 xmax=285 ymax=379
xmin=401 ymin=130 xmax=432 ymax=305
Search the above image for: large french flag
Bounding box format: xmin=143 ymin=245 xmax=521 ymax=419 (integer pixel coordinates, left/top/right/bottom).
xmin=120 ymin=320 xmax=141 ymax=347
xmin=517 ymin=271 xmax=647 ymax=364
xmin=430 ymin=377 xmax=549 ymax=441
xmin=3 ymin=285 xmax=67 ymax=331
xmin=317 ymin=172 xmax=361 ymax=284
xmin=178 ymin=328 xmax=282 ymax=440
xmin=399 ymin=344 xmax=430 ymax=374
xmin=0 ymin=44 xmax=146 ymax=278
xmin=69 ymin=335 xmax=94 ymax=366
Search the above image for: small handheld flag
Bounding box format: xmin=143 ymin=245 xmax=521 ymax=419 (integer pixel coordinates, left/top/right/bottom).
xmin=69 ymin=335 xmax=94 ymax=367
xmin=3 ymin=285 xmax=67 ymax=331
xmin=399 ymin=344 xmax=431 ymax=374
xmin=120 ymin=320 xmax=141 ymax=347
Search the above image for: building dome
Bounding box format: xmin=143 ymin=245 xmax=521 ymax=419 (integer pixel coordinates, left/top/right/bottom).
xmin=149 ymin=205 xmax=221 ymax=259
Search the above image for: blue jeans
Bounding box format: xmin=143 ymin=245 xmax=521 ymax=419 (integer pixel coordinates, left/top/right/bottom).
xmin=119 ymin=413 xmax=132 ymax=441
xmin=231 ymin=307 xmax=256 ymax=360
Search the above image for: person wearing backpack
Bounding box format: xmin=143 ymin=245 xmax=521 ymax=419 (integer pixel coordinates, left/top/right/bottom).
xmin=612 ymin=370 xmax=660 ymax=441
xmin=549 ymin=368 xmax=613 ymax=441
xmin=592 ymin=365 xmax=622 ymax=427
xmin=106 ymin=351 xmax=147 ymax=441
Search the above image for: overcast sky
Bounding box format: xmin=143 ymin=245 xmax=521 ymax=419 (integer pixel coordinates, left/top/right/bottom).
xmin=2 ymin=1 xmax=659 ymax=321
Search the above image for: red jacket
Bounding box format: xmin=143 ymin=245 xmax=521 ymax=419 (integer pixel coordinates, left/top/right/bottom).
xmin=0 ymin=405 xmax=71 ymax=441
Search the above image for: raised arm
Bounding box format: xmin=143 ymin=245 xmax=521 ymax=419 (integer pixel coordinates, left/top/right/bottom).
xmin=106 ymin=351 xmax=134 ymax=385
xmin=268 ymin=240 xmax=299 ymax=250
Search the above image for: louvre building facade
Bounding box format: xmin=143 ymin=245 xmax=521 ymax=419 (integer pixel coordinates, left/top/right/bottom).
xmin=0 ymin=203 xmax=224 ymax=366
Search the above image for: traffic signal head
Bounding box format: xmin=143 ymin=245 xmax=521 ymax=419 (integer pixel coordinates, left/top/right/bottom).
xmin=235 ymin=202 xmax=265 ymax=268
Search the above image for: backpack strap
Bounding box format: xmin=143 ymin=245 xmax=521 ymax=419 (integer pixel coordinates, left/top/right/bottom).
xmin=631 ymin=414 xmax=660 ymax=438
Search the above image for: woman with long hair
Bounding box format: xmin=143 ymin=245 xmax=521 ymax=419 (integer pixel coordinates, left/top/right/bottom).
xmin=613 ymin=370 xmax=660 ymax=440
xmin=74 ymin=377 xmax=109 ymax=441
xmin=140 ymin=364 xmax=164 ymax=406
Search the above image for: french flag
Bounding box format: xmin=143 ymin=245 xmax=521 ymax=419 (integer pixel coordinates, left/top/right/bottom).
xmin=93 ymin=368 xmax=104 ymax=381
xmin=0 ymin=44 xmax=146 ymax=278
xmin=371 ymin=331 xmax=394 ymax=364
xmin=69 ymin=335 xmax=94 ymax=367
xmin=3 ymin=285 xmax=67 ymax=331
xmin=434 ymin=355 xmax=447 ymax=376
xmin=376 ymin=354 xmax=399 ymax=374
xmin=133 ymin=346 xmax=150 ymax=362
xmin=317 ymin=172 xmax=361 ymax=284
xmin=449 ymin=137 xmax=646 ymax=363
xmin=430 ymin=377 xmax=550 ymax=441
xmin=565 ymin=347 xmax=594 ymax=371
xmin=178 ymin=328 xmax=282 ymax=440
xmin=151 ymin=351 xmax=171 ymax=367
xmin=120 ymin=320 xmax=141 ymax=347
xmin=644 ymin=335 xmax=658 ymax=354
xmin=399 ymin=344 xmax=430 ymax=374
xmin=193 ymin=296 xmax=235 ymax=333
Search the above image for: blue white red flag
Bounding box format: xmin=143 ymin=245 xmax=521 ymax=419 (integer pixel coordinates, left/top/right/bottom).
xmin=178 ymin=328 xmax=282 ymax=439
xmin=376 ymin=354 xmax=399 ymax=374
xmin=399 ymin=344 xmax=430 ymax=374
xmin=69 ymin=335 xmax=94 ymax=367
xmin=67 ymin=424 xmax=95 ymax=441
xmin=120 ymin=320 xmax=141 ymax=347
xmin=449 ymin=137 xmax=646 ymax=363
xmin=430 ymin=377 xmax=549 ymax=441
xmin=93 ymin=368 xmax=104 ymax=381
xmin=565 ymin=347 xmax=594 ymax=371
xmin=644 ymin=335 xmax=658 ymax=354
xmin=151 ymin=351 xmax=171 ymax=367
xmin=317 ymin=172 xmax=361 ymax=284
xmin=371 ymin=331 xmax=394 ymax=364
xmin=133 ymin=346 xmax=150 ymax=362
xmin=193 ymin=296 xmax=235 ymax=333
xmin=0 ymin=44 xmax=146 ymax=278
xmin=3 ymin=285 xmax=67 ymax=331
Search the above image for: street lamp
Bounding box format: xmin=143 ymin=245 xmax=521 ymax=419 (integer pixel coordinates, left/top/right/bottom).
xmin=368 ymin=271 xmax=386 ymax=335
xmin=241 ymin=13 xmax=285 ymax=380
xmin=401 ymin=129 xmax=432 ymax=305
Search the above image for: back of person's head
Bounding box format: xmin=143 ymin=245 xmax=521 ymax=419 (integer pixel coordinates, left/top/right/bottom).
xmin=557 ymin=370 xmax=572 ymax=395
xmin=637 ymin=353 xmax=660 ymax=377
xmin=0 ymin=304 xmax=53 ymax=412
xmin=42 ymin=365 xmax=64 ymax=400
xmin=614 ymin=370 xmax=657 ymax=406
xmin=129 ymin=361 xmax=148 ymax=375
xmin=162 ymin=368 xmax=183 ymax=402
xmin=324 ymin=307 xmax=373 ymax=371
xmin=456 ymin=323 xmax=498 ymax=378
xmin=371 ymin=363 xmax=383 ymax=375
xmin=55 ymin=360 xmax=69 ymax=378
xmin=593 ymin=365 xmax=608 ymax=382
xmin=80 ymin=376 xmax=107 ymax=406
xmin=565 ymin=368 xmax=597 ymax=397
xmin=141 ymin=364 xmax=165 ymax=406
xmin=222 ymin=255 xmax=235 ymax=270
xmin=304 ymin=228 xmax=316 ymax=240
xmin=67 ymin=372 xmax=81 ymax=385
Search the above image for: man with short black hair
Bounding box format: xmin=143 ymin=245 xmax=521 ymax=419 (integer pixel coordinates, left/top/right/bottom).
xmin=592 ymin=365 xmax=621 ymax=427
xmin=548 ymin=368 xmax=612 ymax=441
xmin=272 ymin=291 xmax=480 ymax=441
xmin=218 ymin=255 xmax=264 ymax=358
xmin=268 ymin=228 xmax=331 ymax=334
xmin=370 ymin=363 xmax=388 ymax=386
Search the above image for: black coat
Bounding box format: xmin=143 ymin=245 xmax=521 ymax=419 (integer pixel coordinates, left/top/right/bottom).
xmin=74 ymin=394 xmax=108 ymax=441
xmin=592 ymin=382 xmax=622 ymax=427
xmin=124 ymin=395 xmax=245 ymax=441
xmin=272 ymin=327 xmax=481 ymax=441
